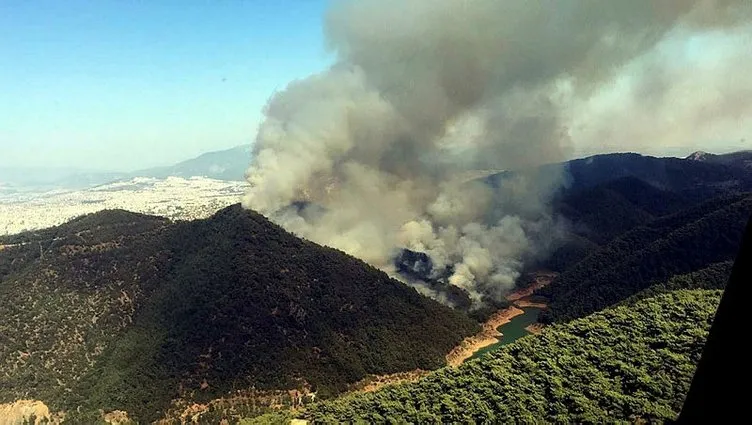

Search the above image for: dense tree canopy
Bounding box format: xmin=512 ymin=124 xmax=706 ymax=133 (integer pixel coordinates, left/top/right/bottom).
xmin=305 ymin=289 xmax=721 ymax=423
xmin=540 ymin=195 xmax=750 ymax=322
xmin=1 ymin=206 xmax=478 ymax=423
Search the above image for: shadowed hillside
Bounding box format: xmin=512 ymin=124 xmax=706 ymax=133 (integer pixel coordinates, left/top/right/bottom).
xmin=539 ymin=194 xmax=751 ymax=322
xmin=481 ymin=152 xmax=752 ymax=275
xmin=686 ymin=150 xmax=752 ymax=170
xmin=561 ymin=152 xmax=752 ymax=199
xmin=554 ymin=176 xmax=694 ymax=244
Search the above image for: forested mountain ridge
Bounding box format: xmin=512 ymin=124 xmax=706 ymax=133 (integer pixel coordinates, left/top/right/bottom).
xmin=486 ymin=152 xmax=752 ymax=274
xmin=303 ymin=289 xmax=721 ymax=423
xmin=553 ymin=176 xmax=695 ymax=244
xmin=551 ymin=152 xmax=752 ymax=244
xmin=0 ymin=210 xmax=174 ymax=419
xmin=686 ymin=150 xmax=752 ymax=170
xmin=539 ymin=194 xmax=751 ymax=322
xmin=3 ymin=151 xmax=751 ymax=423
xmin=560 ymin=152 xmax=752 ymax=198
xmin=485 ymin=151 xmax=752 ymax=211
xmin=289 ymin=211 xmax=750 ymax=423
xmin=616 ymin=261 xmax=734 ymax=306
xmin=0 ymin=205 xmax=478 ymax=423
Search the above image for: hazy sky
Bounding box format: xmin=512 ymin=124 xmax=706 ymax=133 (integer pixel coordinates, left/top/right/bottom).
xmin=1 ymin=1 xmax=749 ymax=172
xmin=0 ymin=0 xmax=331 ymax=171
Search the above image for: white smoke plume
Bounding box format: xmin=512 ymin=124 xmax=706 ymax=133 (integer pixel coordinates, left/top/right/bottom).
xmin=244 ymin=0 xmax=752 ymax=305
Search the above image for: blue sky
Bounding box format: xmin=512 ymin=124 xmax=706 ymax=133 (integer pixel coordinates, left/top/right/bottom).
xmin=2 ymin=2 xmax=749 ymax=172
xmin=0 ymin=0 xmax=333 ymax=171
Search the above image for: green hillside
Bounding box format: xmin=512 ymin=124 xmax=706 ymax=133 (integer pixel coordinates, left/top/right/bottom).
xmin=0 ymin=210 xmax=172 ymax=408
xmin=304 ymin=289 xmax=721 ymax=423
xmin=0 ymin=206 xmax=478 ymax=423
xmin=539 ymin=194 xmax=750 ymax=322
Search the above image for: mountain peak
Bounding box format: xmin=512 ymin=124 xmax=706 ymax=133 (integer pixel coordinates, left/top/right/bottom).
xmin=686 ymin=151 xmax=714 ymax=161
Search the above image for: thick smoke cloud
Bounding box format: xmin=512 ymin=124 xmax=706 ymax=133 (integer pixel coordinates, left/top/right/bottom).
xmin=244 ymin=0 xmax=752 ymax=305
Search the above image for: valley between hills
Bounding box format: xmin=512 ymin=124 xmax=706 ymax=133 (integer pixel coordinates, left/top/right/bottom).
xmin=0 ymin=272 xmax=555 ymax=424
xmin=5 ymin=0 xmax=752 ymax=422
xmin=1 ymin=151 xmax=751 ymax=424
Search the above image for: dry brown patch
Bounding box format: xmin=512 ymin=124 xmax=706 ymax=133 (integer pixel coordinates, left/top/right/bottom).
xmin=157 ymin=385 xmax=317 ymax=424
xmin=506 ymin=271 xmax=557 ymax=302
xmin=102 ymin=410 xmax=132 ymax=424
xmin=513 ymin=299 xmax=548 ymax=309
xmin=0 ymin=400 xmax=63 ymax=425
xmin=525 ymin=323 xmax=546 ymax=335
xmin=347 ymin=369 xmax=430 ymax=394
